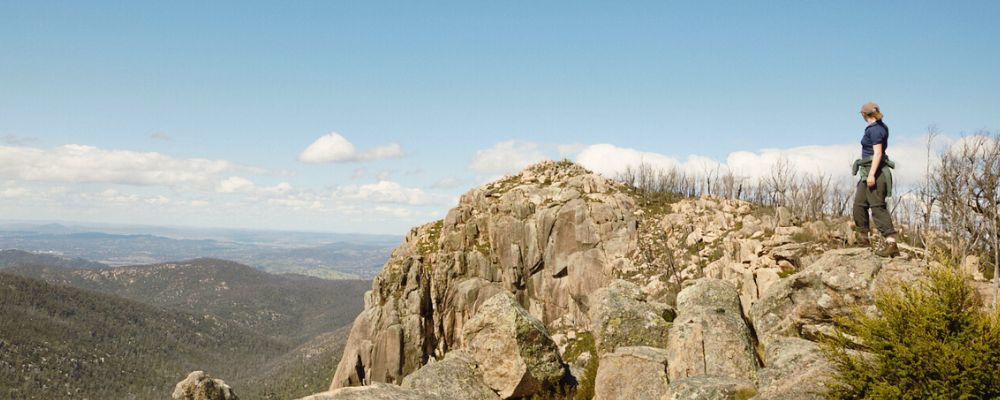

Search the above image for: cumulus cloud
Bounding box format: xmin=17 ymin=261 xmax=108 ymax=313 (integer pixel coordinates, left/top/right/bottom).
xmin=469 ymin=140 xmax=550 ymax=175
xmin=298 ymin=132 xmax=404 ymax=163
xmin=576 ymin=143 xmax=681 ymax=176
xmin=574 ymin=135 xmax=951 ymax=187
xmin=217 ymin=176 xmax=256 ymax=193
xmin=334 ymin=181 xmax=431 ymax=205
xmin=0 ymin=144 xmax=251 ymax=189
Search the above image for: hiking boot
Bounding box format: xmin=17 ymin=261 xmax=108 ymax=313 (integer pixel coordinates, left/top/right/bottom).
xmin=875 ymin=241 xmax=900 ymax=258
xmin=854 ymin=233 xmax=871 ymax=247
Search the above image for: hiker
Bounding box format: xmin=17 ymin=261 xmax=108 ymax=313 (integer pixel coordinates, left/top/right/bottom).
xmin=852 ymin=101 xmax=899 ymax=257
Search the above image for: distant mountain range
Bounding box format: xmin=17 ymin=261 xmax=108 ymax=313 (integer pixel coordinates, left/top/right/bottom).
xmin=0 ymin=249 xmax=107 ymax=269
xmin=0 ymin=254 xmax=372 ymax=399
xmin=0 ymin=223 xmax=399 ymax=279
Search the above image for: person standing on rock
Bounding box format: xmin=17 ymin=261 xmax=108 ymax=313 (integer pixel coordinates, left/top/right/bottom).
xmin=852 ymin=101 xmax=899 ymax=257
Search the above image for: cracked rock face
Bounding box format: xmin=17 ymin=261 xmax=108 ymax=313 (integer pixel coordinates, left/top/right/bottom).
xmin=594 ymin=346 xmax=670 ymax=400
xmin=667 ymin=279 xmax=759 ymax=383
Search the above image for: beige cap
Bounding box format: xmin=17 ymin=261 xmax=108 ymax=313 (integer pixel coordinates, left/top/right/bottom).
xmin=860 ymin=101 xmax=880 ymax=114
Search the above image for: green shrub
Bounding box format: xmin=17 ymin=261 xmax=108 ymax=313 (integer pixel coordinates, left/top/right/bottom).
xmin=822 ymin=266 xmax=1000 ymax=399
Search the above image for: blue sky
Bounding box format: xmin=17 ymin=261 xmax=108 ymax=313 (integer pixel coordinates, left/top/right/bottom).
xmin=1 ymin=1 xmax=998 ymax=234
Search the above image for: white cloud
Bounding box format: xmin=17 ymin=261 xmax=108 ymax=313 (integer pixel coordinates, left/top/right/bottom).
xmin=576 ymin=143 xmax=680 ymax=176
xmin=217 ymin=176 xmax=256 ymax=193
xmin=145 ymin=196 xmax=171 ymax=205
xmin=0 ymin=186 xmax=29 ymax=199
xmin=575 ymin=135 xmax=951 ymax=187
xmin=334 ymin=181 xmax=431 ymax=205
xmin=150 ymin=132 xmax=171 ymax=141
xmin=374 ymin=206 xmax=415 ymax=218
xmin=470 ymin=140 xmax=549 ymax=175
xmin=264 ymin=182 xmax=293 ymax=194
xmin=0 ymin=144 xmax=250 ymax=189
xmin=298 ymin=132 xmax=404 ymax=163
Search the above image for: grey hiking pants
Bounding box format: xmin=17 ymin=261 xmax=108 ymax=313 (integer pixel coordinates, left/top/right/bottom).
xmin=853 ymin=172 xmax=896 ymax=237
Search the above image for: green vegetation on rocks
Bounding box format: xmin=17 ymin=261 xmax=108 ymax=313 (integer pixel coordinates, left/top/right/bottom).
xmin=823 ymin=265 xmax=1000 ymax=399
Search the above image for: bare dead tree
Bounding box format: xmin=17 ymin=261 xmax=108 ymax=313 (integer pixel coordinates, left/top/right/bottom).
xmin=918 ymin=126 xmax=941 ymax=264
xmin=933 ymin=132 xmax=1000 ymax=308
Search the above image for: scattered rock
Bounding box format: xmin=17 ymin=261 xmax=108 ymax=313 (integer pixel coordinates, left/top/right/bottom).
xmin=172 ymin=371 xmax=238 ymax=400
xmin=462 ymin=292 xmax=566 ymax=398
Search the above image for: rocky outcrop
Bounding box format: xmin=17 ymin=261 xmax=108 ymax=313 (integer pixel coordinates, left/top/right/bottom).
xmin=588 ymin=280 xmax=672 ymax=355
xmin=331 ymin=161 xmax=638 ymax=390
xmin=316 ymin=160 xmax=933 ymax=400
xmin=749 ymin=248 xmax=921 ymax=344
xmin=400 ymin=350 xmax=500 ymax=400
xmin=462 ymin=292 xmax=566 ymax=399
xmin=668 ymin=279 xmax=759 ymax=383
xmin=593 ymin=346 xmax=669 ymax=400
xmin=172 ymin=371 xmax=238 ymax=400
xmin=748 ymin=248 xmax=924 ymax=399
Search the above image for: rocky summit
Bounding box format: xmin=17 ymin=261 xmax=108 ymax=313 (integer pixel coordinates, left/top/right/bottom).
xmin=299 ymin=160 xmax=934 ymax=400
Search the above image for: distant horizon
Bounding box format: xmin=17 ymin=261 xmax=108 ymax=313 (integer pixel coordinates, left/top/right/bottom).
xmin=0 ymin=218 xmax=403 ymax=240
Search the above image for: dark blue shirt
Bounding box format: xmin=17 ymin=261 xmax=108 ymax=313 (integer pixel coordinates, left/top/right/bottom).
xmin=861 ymin=120 xmax=889 ymax=158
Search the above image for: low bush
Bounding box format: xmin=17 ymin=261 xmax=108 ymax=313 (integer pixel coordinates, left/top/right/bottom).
xmin=823 ymin=266 xmax=1000 ymax=399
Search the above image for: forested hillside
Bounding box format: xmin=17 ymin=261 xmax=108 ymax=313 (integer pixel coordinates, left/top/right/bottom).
xmin=6 ymin=258 xmax=369 ymax=343
xmin=0 ymin=273 xmax=287 ymax=399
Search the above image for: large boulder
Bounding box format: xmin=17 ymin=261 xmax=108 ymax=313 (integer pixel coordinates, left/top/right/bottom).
xmin=749 ymin=248 xmax=922 ymax=346
xmin=593 ymin=346 xmax=669 ymax=400
xmin=172 ymin=371 xmax=238 ymax=400
xmin=297 ymin=383 xmax=438 ymax=400
xmin=667 ymin=279 xmax=759 ymax=383
xmin=462 ymin=292 xmax=567 ymax=398
xmin=400 ymin=350 xmax=500 ymax=400
xmin=753 ymin=337 xmax=831 ymax=400
xmin=588 ymin=280 xmax=672 ymax=355
xmin=666 ymin=376 xmax=758 ymax=400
